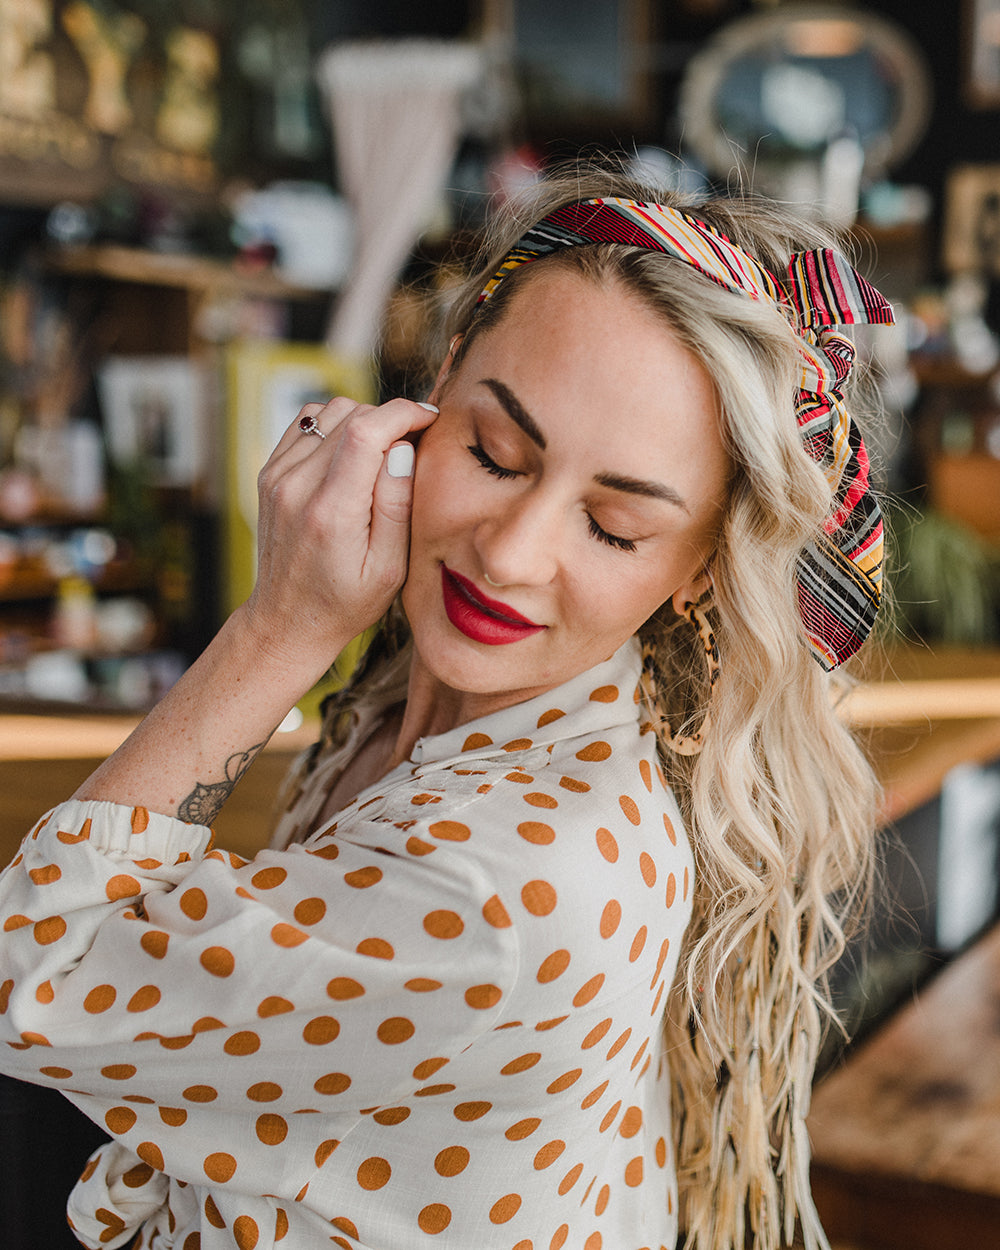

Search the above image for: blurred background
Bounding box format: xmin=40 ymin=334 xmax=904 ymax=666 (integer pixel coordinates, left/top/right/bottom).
xmin=0 ymin=2 xmax=999 ymax=1245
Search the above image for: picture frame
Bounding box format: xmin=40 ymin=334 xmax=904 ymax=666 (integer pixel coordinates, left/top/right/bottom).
xmin=964 ymin=0 xmax=1000 ymax=108
xmin=97 ymin=355 xmax=206 ymax=487
xmin=942 ymin=163 xmax=1000 ymax=276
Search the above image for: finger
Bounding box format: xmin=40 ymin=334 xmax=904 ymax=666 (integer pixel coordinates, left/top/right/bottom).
xmin=366 ymin=440 xmax=416 ymax=589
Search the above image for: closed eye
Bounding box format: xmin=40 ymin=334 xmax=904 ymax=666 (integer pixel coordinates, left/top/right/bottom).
xmin=467 ymin=442 xmax=522 ymax=481
xmin=587 ymin=515 xmax=637 ymax=553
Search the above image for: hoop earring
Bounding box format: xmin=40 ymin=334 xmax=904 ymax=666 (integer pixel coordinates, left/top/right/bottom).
xmin=642 ymin=600 xmax=719 ymax=757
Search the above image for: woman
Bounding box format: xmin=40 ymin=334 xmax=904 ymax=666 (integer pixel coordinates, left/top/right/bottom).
xmin=0 ymin=169 xmax=890 ymax=1250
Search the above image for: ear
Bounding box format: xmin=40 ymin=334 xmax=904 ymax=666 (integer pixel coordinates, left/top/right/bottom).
xmin=670 ymin=565 xmax=713 ymax=616
xmin=427 ymin=334 xmax=463 ymax=404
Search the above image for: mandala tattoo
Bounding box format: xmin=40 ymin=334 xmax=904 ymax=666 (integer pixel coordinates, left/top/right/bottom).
xmin=178 ymin=742 xmax=266 ymax=824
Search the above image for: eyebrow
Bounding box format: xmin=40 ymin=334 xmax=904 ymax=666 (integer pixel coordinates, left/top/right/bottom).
xmin=480 ymin=376 xmax=688 ymax=512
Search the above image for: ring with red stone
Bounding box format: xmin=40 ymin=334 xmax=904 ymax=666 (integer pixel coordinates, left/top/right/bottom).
xmin=298 ymin=413 xmax=327 ymax=440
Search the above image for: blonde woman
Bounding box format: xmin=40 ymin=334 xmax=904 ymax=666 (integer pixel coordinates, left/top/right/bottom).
xmin=0 ymin=167 xmax=889 ymax=1250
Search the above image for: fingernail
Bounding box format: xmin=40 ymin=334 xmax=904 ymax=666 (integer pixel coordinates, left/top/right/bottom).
xmin=386 ymin=443 xmax=415 ymax=477
xmin=416 ymin=402 xmax=439 ymax=412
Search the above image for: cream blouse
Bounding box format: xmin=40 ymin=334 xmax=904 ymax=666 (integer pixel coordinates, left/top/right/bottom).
xmin=0 ymin=638 xmax=694 ymax=1250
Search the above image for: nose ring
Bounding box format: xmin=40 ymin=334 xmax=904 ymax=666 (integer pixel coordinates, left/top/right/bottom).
xmin=483 ymin=572 xmax=502 ymax=587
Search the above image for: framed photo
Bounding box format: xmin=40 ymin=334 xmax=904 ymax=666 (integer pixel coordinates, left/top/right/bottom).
xmin=942 ymin=163 xmax=1000 ymax=276
xmin=97 ymin=356 xmax=206 ymax=487
xmin=964 ymin=0 xmax=1000 ymax=108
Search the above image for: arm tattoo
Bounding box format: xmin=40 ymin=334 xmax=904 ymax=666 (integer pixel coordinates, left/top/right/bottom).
xmin=178 ymin=741 xmax=267 ymax=824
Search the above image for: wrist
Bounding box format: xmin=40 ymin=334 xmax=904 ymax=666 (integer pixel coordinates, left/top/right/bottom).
xmin=228 ymin=600 xmax=349 ymax=697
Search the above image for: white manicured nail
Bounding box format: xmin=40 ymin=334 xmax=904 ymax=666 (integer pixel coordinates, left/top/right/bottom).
xmin=416 ymin=402 xmax=439 ymax=412
xmin=386 ymin=443 xmax=415 ymax=477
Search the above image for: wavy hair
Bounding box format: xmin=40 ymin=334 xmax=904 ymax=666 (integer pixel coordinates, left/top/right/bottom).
xmin=305 ymin=164 xmax=881 ymax=1250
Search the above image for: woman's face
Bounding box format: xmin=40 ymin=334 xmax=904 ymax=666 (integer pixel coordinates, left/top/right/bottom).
xmin=401 ymin=265 xmax=730 ymax=723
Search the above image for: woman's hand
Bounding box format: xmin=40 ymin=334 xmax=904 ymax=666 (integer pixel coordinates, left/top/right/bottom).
xmin=243 ymin=396 xmax=439 ymax=679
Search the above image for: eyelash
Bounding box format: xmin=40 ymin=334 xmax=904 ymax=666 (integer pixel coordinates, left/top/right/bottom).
xmin=467 ymin=442 xmax=638 ymax=553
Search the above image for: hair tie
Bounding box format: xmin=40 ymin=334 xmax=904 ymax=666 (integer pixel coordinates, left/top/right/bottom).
xmin=476 ymin=197 xmax=894 ymax=670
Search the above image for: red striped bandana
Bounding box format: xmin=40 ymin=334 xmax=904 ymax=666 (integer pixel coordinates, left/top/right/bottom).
xmin=476 ymin=197 xmax=895 ymax=671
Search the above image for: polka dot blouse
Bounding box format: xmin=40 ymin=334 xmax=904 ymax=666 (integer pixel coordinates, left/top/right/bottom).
xmin=0 ymin=639 xmax=694 ymax=1250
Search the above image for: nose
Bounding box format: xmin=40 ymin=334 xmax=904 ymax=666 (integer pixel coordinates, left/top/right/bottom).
xmin=474 ymin=488 xmax=562 ymax=588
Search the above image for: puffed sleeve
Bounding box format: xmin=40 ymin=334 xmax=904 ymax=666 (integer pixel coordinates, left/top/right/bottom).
xmin=0 ymin=799 xmax=519 ymax=1188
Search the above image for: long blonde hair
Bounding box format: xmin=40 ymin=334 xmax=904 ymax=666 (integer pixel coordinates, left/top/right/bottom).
xmin=321 ymin=165 xmax=881 ymax=1249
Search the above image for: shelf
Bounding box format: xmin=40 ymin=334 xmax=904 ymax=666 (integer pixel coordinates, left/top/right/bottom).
xmin=0 ymin=562 xmax=154 ymax=603
xmin=44 ymin=244 xmax=330 ymax=301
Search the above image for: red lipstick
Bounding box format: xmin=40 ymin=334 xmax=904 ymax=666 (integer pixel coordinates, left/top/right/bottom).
xmin=441 ymin=566 xmax=545 ymax=646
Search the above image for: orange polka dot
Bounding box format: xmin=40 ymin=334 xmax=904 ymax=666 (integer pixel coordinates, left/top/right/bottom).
xmin=533 ymin=1139 xmax=565 ymax=1169
xmin=559 ymin=775 xmax=591 ymax=793
xmin=501 ymin=1052 xmax=540 ymax=1076
xmin=599 ymin=899 xmax=621 ymax=938
xmin=122 ymin=1161 xmax=154 ymax=1188
xmin=652 ymin=938 xmax=671 ymax=987
xmin=577 ymin=740 xmax=612 ymax=762
xmin=101 ymin=1063 xmax=136 ymax=1081
xmin=595 ymin=1183 xmax=611 ymax=1216
xmin=40 ymin=1065 xmax=73 ymax=1079
xmin=0 ymin=978 xmax=12 ymax=1012
xmin=104 ymin=873 xmax=141 ymax=901
xmin=537 ymin=707 xmax=565 ymax=726
xmin=619 ymin=795 xmax=641 ymax=825
xmin=405 ymin=977 xmax=442 ymax=992
xmin=630 ymin=1037 xmax=650 ymax=1070
xmin=159 ymin=1107 xmax=187 ymax=1126
xmin=573 ymin=974 xmax=605 ymax=1007
xmin=406 ymin=836 xmax=436 ymax=856
xmin=535 ymin=1015 xmax=568 ymax=1031
xmin=330 ymin=1217 xmax=358 ymax=1238
xmin=130 ymin=807 xmax=149 ymax=834
xmin=374 ymin=1107 xmax=410 ymax=1125
xmin=590 ymin=685 xmax=618 ymax=702
xmin=607 ymin=1028 xmax=632 ymax=1059
xmin=256 ymin=1114 xmax=288 ymax=1145
xmin=184 ymin=1085 xmax=218 ymax=1103
xmin=356 ymin=1157 xmax=391 ymax=1190
xmin=638 ymin=758 xmax=653 ymax=791
xmin=434 ymin=1145 xmax=470 ymax=1176
xmin=429 ymin=820 xmax=471 ymax=841
xmin=258 ymin=995 xmax=294 ymax=1017
xmin=353 ymin=936 xmax=393 ymax=961
xmin=550 ymin=1226 xmax=569 ymax=1249
xmin=453 ymin=1101 xmax=492 ymax=1121
xmin=482 ymin=895 xmax=512 ymax=929
xmin=344 ymin=866 xmax=382 ymax=889
xmin=582 ymin=1018 xmax=613 ymax=1050
xmin=684 ymin=865 xmax=690 ymax=900
xmin=489 ymin=1194 xmax=522 ymax=1224
xmin=105 ymin=1106 xmax=137 ymax=1134
xmin=246 ymin=1082 xmax=282 ymax=1102
xmin=180 ymin=888 xmax=208 ymax=920
xmin=136 ymin=1141 xmax=164 ymax=1170
xmin=140 ymin=930 xmax=169 ymax=959
xmin=666 ymin=873 xmax=677 ymax=908
xmin=192 ymin=1016 xmax=224 ymax=1033
xmin=224 ymin=1031 xmax=260 ymax=1056
xmin=536 ymin=949 xmax=570 ymax=983
xmin=33 ymin=915 xmax=66 ymax=945
xmin=204 ymin=1195 xmax=226 ymax=1227
xmin=620 ymin=1106 xmax=643 ymax=1138
xmin=314 ymin=1073 xmax=351 ymax=1096
xmin=413 ymin=1057 xmax=448 ymax=1079
xmin=506 ymin=1117 xmax=540 ymax=1140
xmin=252 ymin=866 xmax=286 ymax=890
xmin=200 ymin=946 xmax=235 ymax=977
xmin=315 ymin=1138 xmax=338 ymax=1166
xmin=558 ymin=1163 xmax=583 ymax=1194
xmin=35 ymin=981 xmax=54 ymax=1004
xmin=629 ymin=926 xmax=648 ymax=962
xmin=584 ymin=1233 xmax=603 ymax=1250
xmin=293 ymin=897 xmax=326 ymax=925
xmin=521 ymin=880 xmax=557 ymax=916
xmin=84 ymin=984 xmax=116 ymax=1013
xmin=517 ymin=821 xmax=555 ymax=845
xmin=327 ymin=977 xmax=365 ymax=1000
xmin=377 ymin=1016 xmax=415 ymax=1045
xmin=462 ymin=732 xmax=493 ymax=751
xmin=600 ymin=1100 xmax=622 ymax=1132
xmin=625 ymin=1156 xmax=644 ymax=1187
xmin=595 ymin=828 xmax=619 ymax=863
xmin=275 ymin=1208 xmax=289 ymax=1240
xmin=663 ymin=812 xmax=677 ymax=845
xmin=303 ymin=1016 xmax=340 ymax=1045
xmin=637 ymin=853 xmax=656 ymax=888
xmin=465 ymin=983 xmax=503 ymax=1010
xmin=546 ymin=1069 xmax=582 ymax=1094
xmin=126 ymin=985 xmax=160 ymax=1013
xmin=424 ymin=910 xmax=463 ymax=939
xmin=581 ymin=1080 xmax=609 ymax=1109
xmin=418 ymin=1204 xmax=452 ymax=1234
xmin=655 ymin=1136 xmax=668 ymax=1167
xmin=233 ymin=1214 xmax=259 ymax=1250
xmin=204 ymin=1152 xmax=237 ymax=1183
xmin=28 ymin=864 xmax=61 ymax=885
xmin=523 ymin=792 xmax=558 ymax=809
xmin=308 ymin=843 xmax=340 ymax=860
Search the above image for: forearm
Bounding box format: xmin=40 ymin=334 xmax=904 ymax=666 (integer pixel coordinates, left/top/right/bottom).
xmin=72 ymin=603 xmax=347 ymax=821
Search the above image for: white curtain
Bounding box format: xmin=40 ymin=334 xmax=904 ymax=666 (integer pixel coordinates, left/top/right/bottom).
xmin=317 ymin=40 xmax=483 ymax=363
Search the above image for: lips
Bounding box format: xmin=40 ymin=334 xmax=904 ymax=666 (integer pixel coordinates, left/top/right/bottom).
xmin=440 ymin=566 xmax=545 ymax=646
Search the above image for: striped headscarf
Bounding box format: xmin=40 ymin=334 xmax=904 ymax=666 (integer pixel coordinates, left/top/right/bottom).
xmin=476 ymin=197 xmax=894 ymax=671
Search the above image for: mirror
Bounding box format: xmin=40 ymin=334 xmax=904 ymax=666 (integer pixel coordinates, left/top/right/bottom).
xmin=679 ymin=5 xmax=932 ymax=214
